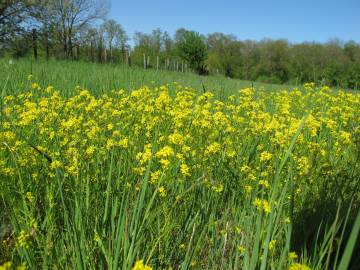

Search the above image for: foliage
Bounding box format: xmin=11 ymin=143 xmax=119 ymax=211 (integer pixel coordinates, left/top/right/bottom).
xmin=176 ymin=30 xmax=208 ymax=75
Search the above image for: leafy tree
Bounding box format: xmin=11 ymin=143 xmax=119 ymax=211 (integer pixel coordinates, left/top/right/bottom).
xmin=206 ymin=33 xmax=242 ymax=77
xmin=176 ymin=30 xmax=208 ymax=74
xmin=0 ymin=0 xmax=40 ymax=49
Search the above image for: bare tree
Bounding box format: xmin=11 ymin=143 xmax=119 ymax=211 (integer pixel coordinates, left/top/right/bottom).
xmin=101 ymin=19 xmax=128 ymax=62
xmin=42 ymin=0 xmax=109 ymax=58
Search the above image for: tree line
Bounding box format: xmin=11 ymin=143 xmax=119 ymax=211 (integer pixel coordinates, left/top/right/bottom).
xmin=1 ymin=0 xmax=360 ymax=89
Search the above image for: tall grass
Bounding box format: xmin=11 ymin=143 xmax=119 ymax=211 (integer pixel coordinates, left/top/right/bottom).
xmin=0 ymin=58 xmax=359 ymax=269
xmin=0 ymin=58 xmax=286 ymax=98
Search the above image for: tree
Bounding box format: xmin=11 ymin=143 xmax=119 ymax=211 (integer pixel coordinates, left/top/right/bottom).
xmin=206 ymin=32 xmax=242 ymax=77
xmin=101 ymin=19 xmax=128 ymax=62
xmin=41 ymin=0 xmax=109 ymax=59
xmin=0 ymin=0 xmax=39 ymax=47
xmin=81 ymin=26 xmax=99 ymax=62
xmin=174 ymin=28 xmax=187 ymax=44
xmin=256 ymin=39 xmax=290 ymax=83
xmin=176 ymin=30 xmax=208 ymax=75
xmin=162 ymin=31 xmax=173 ymax=54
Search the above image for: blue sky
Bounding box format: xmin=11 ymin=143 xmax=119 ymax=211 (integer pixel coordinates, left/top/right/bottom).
xmin=109 ymin=0 xmax=360 ymax=44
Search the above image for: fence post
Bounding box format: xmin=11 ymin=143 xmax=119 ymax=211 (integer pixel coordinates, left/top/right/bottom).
xmin=128 ymin=50 xmax=132 ymax=66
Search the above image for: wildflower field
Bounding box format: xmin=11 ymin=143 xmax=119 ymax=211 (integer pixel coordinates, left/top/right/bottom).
xmin=0 ymin=60 xmax=360 ymax=269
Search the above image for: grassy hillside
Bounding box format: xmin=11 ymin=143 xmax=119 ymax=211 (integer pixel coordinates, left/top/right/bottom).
xmin=1 ymin=58 xmax=287 ymax=97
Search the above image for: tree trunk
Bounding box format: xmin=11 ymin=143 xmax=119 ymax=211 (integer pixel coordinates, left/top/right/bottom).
xmin=98 ymin=38 xmax=104 ymax=62
xmin=76 ymin=44 xmax=80 ymax=60
xmin=127 ymin=50 xmax=131 ymax=66
xmin=63 ymin=32 xmax=67 ymax=59
xmin=109 ymin=43 xmax=113 ymax=63
xmin=90 ymin=41 xmax=94 ymax=62
xmin=68 ymin=35 xmax=73 ymax=59
xmin=121 ymin=46 xmax=125 ymax=63
xmin=45 ymin=32 xmax=49 ymax=60
xmin=32 ymin=28 xmax=38 ymax=60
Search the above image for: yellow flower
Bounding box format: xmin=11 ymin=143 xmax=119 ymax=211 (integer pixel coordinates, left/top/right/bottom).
xmin=158 ymin=186 xmax=167 ymax=197
xmin=205 ymin=142 xmax=221 ymax=156
xmin=288 ymin=252 xmax=298 ymax=260
xmin=31 ymin=82 xmax=40 ymax=90
xmin=180 ymin=164 xmax=190 ymax=176
xmin=106 ymin=139 xmax=115 ymax=150
xmin=289 ymin=263 xmax=311 ymax=270
xmin=263 ymin=200 xmax=271 ymax=213
xmin=259 ymin=180 xmax=270 ymax=188
xmin=155 ymin=146 xmax=174 ymax=159
xmin=0 ymin=262 xmax=25 ymax=270
xmin=137 ymin=144 xmax=152 ymax=165
xmin=150 ymin=170 xmax=161 ymax=183
xmin=168 ymin=132 xmax=184 ymax=145
xmin=297 ymin=156 xmax=310 ymax=176
xmin=303 ymin=82 xmax=315 ymax=89
xmin=159 ymin=159 xmax=170 ymax=169
xmin=50 ymin=160 xmax=62 ymax=170
xmin=26 ymin=192 xmax=35 ymax=203
xmin=0 ymin=261 xmax=12 ymax=270
xmin=338 ymin=131 xmax=352 ymax=144
xmin=269 ymin=239 xmax=277 ymax=251
xmin=94 ymin=232 xmax=101 ymax=243
xmin=284 ymin=217 xmax=291 ymax=224
xmin=212 ymin=184 xmax=224 ymax=193
xmin=244 ymin=185 xmax=253 ymax=193
xmin=237 ymin=245 xmax=246 ymax=254
xmin=17 ymin=230 xmax=30 ymax=248
xmin=16 ymin=263 xmax=27 ymax=270
xmin=240 ymin=165 xmax=251 ymax=173
xmin=86 ymin=145 xmax=96 ymax=157
xmin=119 ymin=138 xmax=129 ymax=148
xmin=254 ymin=198 xmax=271 ymax=213
xmin=107 ymin=123 xmax=114 ymax=130
xmin=132 ymin=260 xmax=152 ymax=270
xmin=260 ymin=151 xmax=272 ymax=162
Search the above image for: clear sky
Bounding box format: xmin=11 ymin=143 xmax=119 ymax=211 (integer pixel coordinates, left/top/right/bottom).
xmin=109 ymin=0 xmax=360 ymax=44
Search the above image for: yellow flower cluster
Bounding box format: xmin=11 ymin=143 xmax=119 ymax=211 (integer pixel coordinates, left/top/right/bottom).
xmin=0 ymin=262 xmax=26 ymax=270
xmin=289 ymin=263 xmax=311 ymax=270
xmin=132 ymin=260 xmax=152 ymax=270
xmin=254 ymin=198 xmax=272 ymax=214
xmin=0 ymin=81 xmax=359 ymax=230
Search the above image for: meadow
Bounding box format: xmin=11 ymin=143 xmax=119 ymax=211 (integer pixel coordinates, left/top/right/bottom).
xmin=0 ymin=59 xmax=287 ymax=98
xmin=0 ymin=59 xmax=360 ymax=270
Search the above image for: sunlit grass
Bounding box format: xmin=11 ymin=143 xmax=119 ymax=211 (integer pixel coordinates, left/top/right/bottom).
xmin=0 ymin=62 xmax=359 ymax=269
